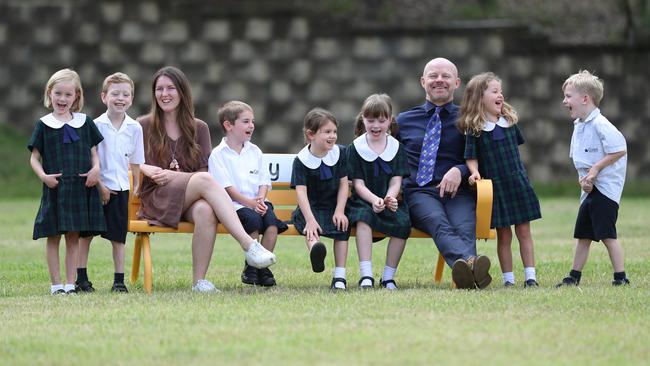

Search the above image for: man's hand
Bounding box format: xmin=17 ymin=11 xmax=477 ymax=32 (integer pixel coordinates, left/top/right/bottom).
xmin=437 ymin=167 xmax=461 ymax=198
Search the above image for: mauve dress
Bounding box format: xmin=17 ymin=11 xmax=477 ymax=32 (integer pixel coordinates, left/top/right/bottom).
xmin=137 ymin=117 xmax=212 ymax=228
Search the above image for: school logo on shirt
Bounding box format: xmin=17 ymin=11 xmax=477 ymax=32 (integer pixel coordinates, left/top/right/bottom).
xmin=249 ymin=169 xmax=259 ymax=175
xmin=584 ymin=147 xmax=599 ymax=153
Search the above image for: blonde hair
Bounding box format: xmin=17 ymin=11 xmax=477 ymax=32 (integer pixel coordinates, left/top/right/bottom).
xmin=101 ymin=72 xmax=134 ymax=94
xmin=303 ymin=108 xmax=338 ymax=143
xmin=457 ymin=72 xmax=518 ymax=136
xmin=43 ymin=68 xmax=84 ymax=112
xmin=353 ymin=93 xmax=399 ymax=137
xmin=562 ymin=70 xmax=604 ymax=107
xmin=217 ymin=101 xmax=253 ymax=133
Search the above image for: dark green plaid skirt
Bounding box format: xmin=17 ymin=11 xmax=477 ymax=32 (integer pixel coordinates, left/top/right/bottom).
xmin=347 ymin=198 xmax=411 ymax=239
xmin=292 ymin=207 xmax=350 ymax=241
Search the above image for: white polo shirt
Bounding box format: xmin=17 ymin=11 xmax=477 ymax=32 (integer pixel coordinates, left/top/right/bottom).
xmin=569 ymin=108 xmax=627 ymax=203
xmin=208 ymin=138 xmax=271 ymax=210
xmin=95 ymin=112 xmax=145 ymax=191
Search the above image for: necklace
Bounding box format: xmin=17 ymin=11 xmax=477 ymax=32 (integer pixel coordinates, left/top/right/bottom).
xmin=169 ymin=139 xmax=180 ymax=170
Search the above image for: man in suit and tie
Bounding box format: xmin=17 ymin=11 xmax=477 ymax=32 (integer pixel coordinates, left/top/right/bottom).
xmin=396 ymin=58 xmax=492 ymax=290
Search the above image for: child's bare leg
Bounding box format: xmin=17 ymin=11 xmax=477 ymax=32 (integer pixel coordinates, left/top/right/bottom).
xmin=112 ymin=241 xmax=125 ymax=274
xmin=496 ymin=227 xmax=513 ymax=273
xmin=572 ymin=239 xmax=591 ymax=271
xmin=64 ymin=232 xmax=80 ymax=285
xmin=355 ymin=222 xmax=374 ymax=287
xmin=261 ymin=226 xmax=278 ymax=252
xmin=355 ymin=222 xmax=372 ymax=262
xmin=602 ymin=238 xmax=625 ymax=272
xmin=515 ymin=222 xmax=535 ymax=267
xmin=77 ymin=236 xmax=92 ymax=269
xmin=333 ymin=240 xmax=348 ymax=268
xmin=385 ymin=237 xmax=406 ymax=268
xmin=46 ymin=235 xmax=62 ymax=285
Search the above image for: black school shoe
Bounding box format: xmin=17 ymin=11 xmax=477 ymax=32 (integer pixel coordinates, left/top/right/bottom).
xmin=111 ymin=282 xmax=129 ymax=293
xmin=257 ymin=267 xmax=277 ymax=287
xmin=555 ymin=276 xmax=579 ymax=288
xmin=241 ymin=262 xmax=259 ymax=285
xmin=310 ymin=242 xmax=327 ymax=273
xmin=379 ymin=278 xmax=397 ymax=290
xmin=524 ymin=279 xmax=539 ymax=288
xmin=358 ymin=276 xmax=375 ymax=289
xmin=330 ymin=277 xmax=347 ymax=291
xmin=612 ymin=278 xmax=630 ymax=286
xmin=75 ymin=279 xmax=96 ymax=293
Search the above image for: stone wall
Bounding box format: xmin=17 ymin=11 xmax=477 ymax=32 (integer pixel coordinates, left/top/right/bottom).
xmin=2 ymin=0 xmax=649 ymax=182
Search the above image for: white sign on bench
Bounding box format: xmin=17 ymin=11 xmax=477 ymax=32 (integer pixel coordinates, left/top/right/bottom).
xmin=263 ymin=153 xmax=296 ymax=183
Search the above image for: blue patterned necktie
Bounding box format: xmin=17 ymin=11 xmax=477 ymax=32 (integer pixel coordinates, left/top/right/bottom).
xmin=416 ymin=107 xmax=442 ymax=186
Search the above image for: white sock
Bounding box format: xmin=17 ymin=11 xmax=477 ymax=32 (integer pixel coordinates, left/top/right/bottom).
xmin=359 ymin=261 xmax=373 ymax=278
xmin=382 ymin=266 xmax=397 ymax=289
xmin=334 ymin=267 xmax=346 ymax=279
xmin=51 ymin=284 xmax=63 ymax=294
xmin=524 ymin=267 xmax=536 ymax=281
xmin=64 ymin=284 xmax=76 ymax=292
xmin=502 ymin=272 xmax=515 ymax=284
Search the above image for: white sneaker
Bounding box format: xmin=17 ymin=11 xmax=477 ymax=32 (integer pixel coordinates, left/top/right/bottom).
xmin=245 ymin=240 xmax=277 ymax=269
xmin=192 ymin=279 xmax=220 ymax=293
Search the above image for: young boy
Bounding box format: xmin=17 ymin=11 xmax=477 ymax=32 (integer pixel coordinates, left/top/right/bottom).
xmin=77 ymin=72 xmax=144 ymax=293
xmin=208 ymin=101 xmax=287 ymax=287
xmin=557 ymin=70 xmax=629 ymax=287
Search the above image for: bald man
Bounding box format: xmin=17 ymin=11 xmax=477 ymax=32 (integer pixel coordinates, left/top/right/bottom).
xmin=396 ymin=58 xmax=492 ymax=289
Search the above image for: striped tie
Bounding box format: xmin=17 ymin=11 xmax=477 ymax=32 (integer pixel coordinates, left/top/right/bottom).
xmin=415 ymin=107 xmax=442 ymax=186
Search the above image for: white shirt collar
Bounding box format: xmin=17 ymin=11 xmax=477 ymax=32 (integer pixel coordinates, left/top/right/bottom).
xmin=297 ymin=144 xmax=340 ymax=169
xmin=95 ymin=112 xmax=138 ymax=130
xmin=576 ymin=108 xmax=601 ymax=125
xmin=482 ymin=117 xmax=511 ymax=131
xmin=41 ymin=112 xmax=86 ymax=129
xmin=218 ymin=137 xmax=253 ymax=154
xmin=352 ymin=133 xmax=399 ymax=162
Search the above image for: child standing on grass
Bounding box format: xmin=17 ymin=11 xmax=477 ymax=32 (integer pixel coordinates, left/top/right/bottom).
xmin=557 ymin=70 xmax=629 ymax=287
xmin=458 ymin=72 xmax=541 ymax=288
xmin=208 ymin=101 xmax=287 ymax=287
xmin=347 ymin=94 xmax=410 ymax=290
xmin=28 ymin=69 xmax=105 ymax=295
xmin=77 ymin=72 xmax=144 ymax=293
xmin=291 ymin=108 xmax=350 ymax=290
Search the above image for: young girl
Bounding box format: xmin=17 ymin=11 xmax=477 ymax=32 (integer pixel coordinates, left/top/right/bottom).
xmin=347 ymin=94 xmax=411 ymax=290
xmin=291 ymin=108 xmax=350 ymax=290
xmin=458 ymin=72 xmax=542 ymax=288
xmin=28 ymin=69 xmax=106 ymax=294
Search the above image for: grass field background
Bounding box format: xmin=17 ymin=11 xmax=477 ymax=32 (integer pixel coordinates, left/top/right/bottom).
xmin=1 ymin=197 xmax=648 ymax=366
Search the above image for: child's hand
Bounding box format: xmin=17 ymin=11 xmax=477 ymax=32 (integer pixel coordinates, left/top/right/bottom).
xmin=332 ymin=212 xmax=349 ymax=231
xmin=579 ymin=176 xmax=593 ymax=193
xmin=80 ymin=165 xmax=100 ymax=187
xmin=99 ymin=185 xmax=116 ymax=205
xmin=372 ymin=198 xmax=385 ymax=213
xmin=254 ymin=197 xmax=268 ymax=215
xmin=468 ymin=172 xmax=481 ymax=186
xmin=384 ymin=195 xmax=398 ymax=212
xmin=42 ymin=173 xmax=62 ymax=189
xmin=304 ymin=219 xmax=322 ymax=243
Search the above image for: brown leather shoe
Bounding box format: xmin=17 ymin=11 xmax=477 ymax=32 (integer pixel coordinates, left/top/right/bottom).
xmin=468 ymin=255 xmax=492 ymax=289
xmin=451 ymin=259 xmax=476 ymax=289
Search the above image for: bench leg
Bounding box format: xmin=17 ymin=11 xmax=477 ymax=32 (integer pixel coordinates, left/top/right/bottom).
xmin=142 ymin=234 xmax=153 ymax=294
xmin=131 ymin=234 xmax=143 ymax=284
xmin=433 ymin=252 xmax=445 ymax=284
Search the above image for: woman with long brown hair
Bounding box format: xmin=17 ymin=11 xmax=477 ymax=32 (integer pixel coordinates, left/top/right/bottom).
xmin=137 ymin=66 xmax=276 ymax=292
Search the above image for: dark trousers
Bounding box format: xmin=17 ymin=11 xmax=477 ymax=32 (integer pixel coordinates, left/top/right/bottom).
xmin=405 ymin=187 xmax=477 ymax=266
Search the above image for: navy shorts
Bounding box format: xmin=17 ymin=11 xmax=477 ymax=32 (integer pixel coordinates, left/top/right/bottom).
xmin=99 ymin=190 xmax=129 ymax=244
xmin=236 ymin=202 xmax=288 ymax=235
xmin=574 ymin=186 xmax=618 ymax=241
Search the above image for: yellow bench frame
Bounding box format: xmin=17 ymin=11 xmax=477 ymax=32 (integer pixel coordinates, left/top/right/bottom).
xmin=128 ymin=172 xmax=495 ymax=293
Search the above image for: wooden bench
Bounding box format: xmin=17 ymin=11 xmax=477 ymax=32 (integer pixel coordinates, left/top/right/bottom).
xmin=129 ymin=154 xmax=495 ymax=293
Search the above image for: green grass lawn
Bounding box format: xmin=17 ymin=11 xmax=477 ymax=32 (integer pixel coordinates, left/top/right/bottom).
xmin=1 ymin=198 xmax=649 ymax=366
